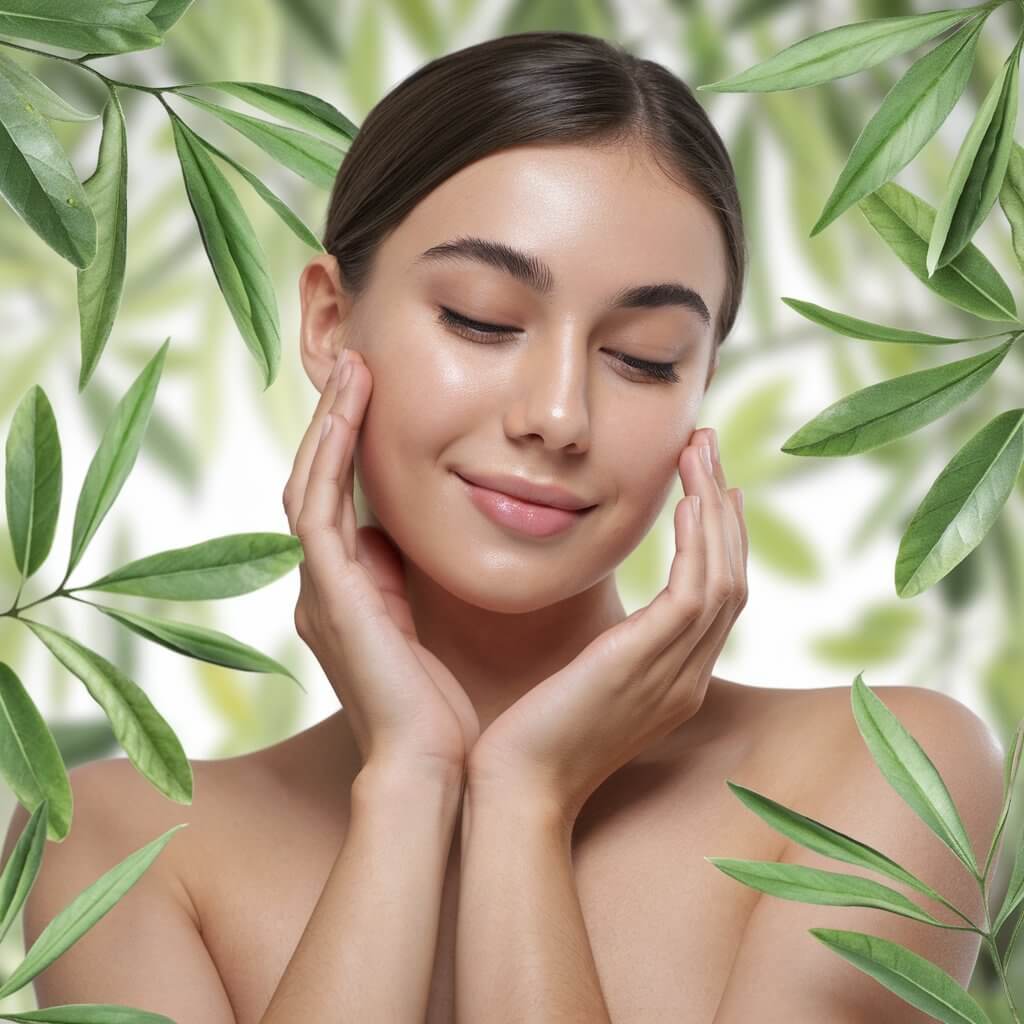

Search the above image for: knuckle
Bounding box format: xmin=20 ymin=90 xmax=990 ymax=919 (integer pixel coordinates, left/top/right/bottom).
xmin=709 ymin=573 xmax=733 ymax=604
xmin=678 ymin=595 xmax=703 ymax=622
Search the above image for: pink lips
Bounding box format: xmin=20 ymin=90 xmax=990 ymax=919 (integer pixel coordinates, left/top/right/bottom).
xmin=456 ymin=473 xmax=594 ymax=538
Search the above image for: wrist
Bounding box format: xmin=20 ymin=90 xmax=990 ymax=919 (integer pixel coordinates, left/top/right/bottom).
xmin=353 ymin=758 xmax=465 ymax=804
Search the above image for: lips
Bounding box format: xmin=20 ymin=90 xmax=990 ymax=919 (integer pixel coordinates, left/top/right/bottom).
xmin=454 ymin=470 xmax=595 ymax=511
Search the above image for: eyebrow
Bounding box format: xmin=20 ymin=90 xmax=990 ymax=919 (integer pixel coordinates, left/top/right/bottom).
xmin=412 ymin=235 xmax=711 ymax=328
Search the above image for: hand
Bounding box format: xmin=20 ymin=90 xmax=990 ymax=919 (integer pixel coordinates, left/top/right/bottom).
xmin=465 ymin=427 xmax=748 ymax=825
xmin=283 ymin=339 xmax=480 ymax=782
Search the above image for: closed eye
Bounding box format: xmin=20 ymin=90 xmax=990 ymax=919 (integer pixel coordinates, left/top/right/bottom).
xmin=434 ymin=305 xmax=680 ymax=384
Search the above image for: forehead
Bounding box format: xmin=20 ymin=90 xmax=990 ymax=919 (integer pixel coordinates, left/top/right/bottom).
xmin=383 ymin=142 xmax=727 ymax=321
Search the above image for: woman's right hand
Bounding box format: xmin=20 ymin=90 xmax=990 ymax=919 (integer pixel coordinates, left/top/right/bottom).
xmin=283 ymin=338 xmax=480 ymax=784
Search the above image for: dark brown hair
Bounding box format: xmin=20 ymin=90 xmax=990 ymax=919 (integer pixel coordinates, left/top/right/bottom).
xmin=322 ymin=30 xmax=747 ymax=348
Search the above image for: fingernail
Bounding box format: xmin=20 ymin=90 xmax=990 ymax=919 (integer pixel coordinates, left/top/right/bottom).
xmin=321 ymin=414 xmax=333 ymax=439
xmin=329 ymin=351 xmax=344 ymax=382
xmin=699 ymin=444 xmax=713 ymax=473
xmin=691 ymin=494 xmax=702 ymax=523
xmin=709 ymin=429 xmax=720 ymax=464
xmin=339 ymin=355 xmax=354 ymax=389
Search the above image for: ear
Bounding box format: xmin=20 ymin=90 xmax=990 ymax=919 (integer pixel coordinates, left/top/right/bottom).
xmin=298 ymin=253 xmax=354 ymax=393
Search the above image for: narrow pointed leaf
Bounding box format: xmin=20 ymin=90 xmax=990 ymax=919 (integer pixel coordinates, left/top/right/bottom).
xmin=91 ymin=602 xmax=305 ymax=690
xmin=174 ymin=93 xmax=343 ymax=189
xmin=0 ymin=664 xmax=72 ymax=842
xmin=0 ymin=1 xmax=163 ymax=54
xmin=0 ymin=51 xmax=97 ymax=123
xmin=76 ymin=532 xmax=304 ymax=600
xmin=0 ymin=823 xmax=188 ymax=1001
xmin=147 ymin=0 xmax=196 ymax=33
xmin=0 ymin=1003 xmax=175 ymax=1022
xmin=809 ymin=928 xmax=993 ymax=1023
xmin=67 ymin=340 xmax=169 ymax=578
xmin=0 ymin=54 xmax=96 ymax=269
xmin=781 ymin=296 xmax=996 ymax=345
xmin=698 ymin=7 xmax=983 ymax=93
xmin=5 ymin=386 xmax=61 ymax=579
xmin=896 ymin=408 xmax=1024 ymax=597
xmin=171 ymin=80 xmax=358 ymax=150
xmin=194 ymin=131 xmax=324 ymax=251
xmin=851 ymin=674 xmax=977 ymax=873
xmin=706 ymin=858 xmax=949 ymax=927
xmin=23 ymin=621 xmax=192 ymax=805
xmin=723 ymin=779 xmax=946 ymax=904
xmin=994 ymin=825 xmax=1024 ymax=932
xmin=77 ymin=89 xmax=128 ymax=392
xmin=813 ymin=15 xmax=987 ymax=236
xmin=859 ymin=182 xmax=1017 ymax=321
xmin=170 ymin=115 xmax=280 ymax=387
xmin=781 ymin=337 xmax=1013 ymax=457
xmin=0 ymin=799 xmax=48 ymax=945
xmin=998 ymin=141 xmax=1024 ymax=275
xmin=928 ymin=38 xmax=1022 ymax=274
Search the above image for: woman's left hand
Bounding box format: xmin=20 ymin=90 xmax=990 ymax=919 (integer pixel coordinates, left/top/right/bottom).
xmin=465 ymin=426 xmax=749 ymax=825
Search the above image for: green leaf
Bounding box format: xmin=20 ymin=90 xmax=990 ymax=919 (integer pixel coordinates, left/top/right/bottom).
xmin=998 ymin=141 xmax=1024 ymax=276
xmin=147 ymin=0 xmax=196 ymax=33
xmin=5 ymin=386 xmax=61 ymax=580
xmin=706 ymin=857 xmax=948 ymax=927
xmin=0 ymin=1003 xmax=176 ymax=1022
xmin=697 ymin=6 xmax=980 ymax=93
xmin=928 ymin=37 xmax=1023 ymax=274
xmin=721 ymin=779 xmax=951 ymax=905
xmin=0 ymin=50 xmax=97 ymax=122
xmin=192 ymin=130 xmax=325 ymax=252
xmin=782 ymin=337 xmax=1013 ymax=457
xmin=77 ymin=89 xmax=128 ymax=392
xmin=859 ymin=182 xmax=1017 ymax=321
xmin=169 ymin=114 xmax=280 ymax=388
xmin=896 ymin=408 xmax=1024 ymax=598
xmin=171 ymin=80 xmax=358 ymax=150
xmin=810 ymin=602 xmax=922 ymax=666
xmin=780 ymin=296 xmax=1005 ymax=345
xmin=0 ymin=664 xmax=72 ymax=842
xmin=0 ymin=822 xmax=188 ymax=1001
xmin=173 ymin=93 xmax=343 ymax=189
xmin=0 ymin=53 xmax=96 ymax=269
xmin=76 ymin=532 xmax=304 ymax=600
xmin=90 ymin=602 xmax=306 ymax=691
xmin=741 ymin=496 xmax=821 ymax=579
xmin=851 ymin=673 xmax=978 ymax=874
xmin=0 ymin=1 xmax=163 ymax=54
xmin=813 ymin=14 xmax=988 ymax=237
xmin=22 ymin=621 xmax=192 ymax=805
xmin=808 ymin=928 xmax=993 ymax=1023
xmin=67 ymin=340 xmax=169 ymax=578
xmin=0 ymin=799 xmax=48 ymax=945
xmin=993 ymin=819 xmax=1024 ymax=932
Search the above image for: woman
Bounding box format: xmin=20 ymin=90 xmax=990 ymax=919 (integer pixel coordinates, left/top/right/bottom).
xmin=13 ymin=29 xmax=1001 ymax=1024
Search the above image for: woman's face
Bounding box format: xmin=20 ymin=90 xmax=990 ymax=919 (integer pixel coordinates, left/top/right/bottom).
xmin=304 ymin=141 xmax=727 ymax=614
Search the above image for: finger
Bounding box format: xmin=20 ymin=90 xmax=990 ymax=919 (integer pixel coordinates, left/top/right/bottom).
xmin=336 ymin=352 xmax=370 ymax=552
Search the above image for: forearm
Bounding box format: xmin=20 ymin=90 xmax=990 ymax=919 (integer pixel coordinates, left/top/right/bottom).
xmin=260 ymin=764 xmax=463 ymax=1023
xmin=455 ymin=786 xmax=612 ymax=1023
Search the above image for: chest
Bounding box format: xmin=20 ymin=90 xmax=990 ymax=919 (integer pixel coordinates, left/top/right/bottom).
xmin=189 ymin=755 xmax=788 ymax=1024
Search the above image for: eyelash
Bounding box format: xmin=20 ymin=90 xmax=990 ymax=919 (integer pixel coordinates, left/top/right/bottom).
xmin=433 ymin=305 xmax=681 ymax=384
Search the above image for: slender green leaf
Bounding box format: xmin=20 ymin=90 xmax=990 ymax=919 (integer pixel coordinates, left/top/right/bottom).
xmin=22 ymin=621 xmax=192 ymax=805
xmin=0 ymin=799 xmax=47 ymax=946
xmin=147 ymin=0 xmax=196 ymax=33
xmin=0 ymin=1 xmax=162 ymax=54
xmin=811 ymin=602 xmax=922 ymax=665
xmin=76 ymin=532 xmax=304 ymax=600
xmin=741 ymin=496 xmax=821 ymax=579
xmin=193 ymin=130 xmax=324 ymax=252
xmin=994 ymin=820 xmax=1024 ymax=932
xmin=896 ymin=408 xmax=1024 ymax=597
xmin=169 ymin=114 xmax=280 ymax=387
xmin=781 ymin=296 xmax=1006 ymax=345
xmin=170 ymin=80 xmax=358 ymax=150
xmin=698 ymin=6 xmax=981 ymax=93
xmin=5 ymin=386 xmax=61 ymax=579
xmin=706 ymin=858 xmax=949 ymax=927
xmin=851 ymin=673 xmax=977 ymax=873
xmin=0 ymin=1002 xmax=176 ymax=1022
xmin=813 ymin=14 xmax=987 ymax=236
xmin=0 ymin=54 xmax=96 ymax=269
xmin=77 ymin=89 xmax=128 ymax=392
xmin=998 ymin=141 xmax=1024 ymax=275
xmin=0 ymin=50 xmax=97 ymax=122
xmin=91 ymin=602 xmax=306 ymax=690
xmin=0 ymin=664 xmax=71 ymax=842
xmin=928 ymin=37 xmax=1023 ymax=274
xmin=0 ymin=823 xmax=188 ymax=1001
xmin=173 ymin=93 xmax=343 ymax=189
xmin=722 ymin=780 xmax=949 ymax=905
xmin=67 ymin=340 xmax=169 ymax=578
xmin=859 ymin=182 xmax=1017 ymax=321
xmin=809 ymin=928 xmax=993 ymax=1023
xmin=782 ymin=337 xmax=1013 ymax=457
